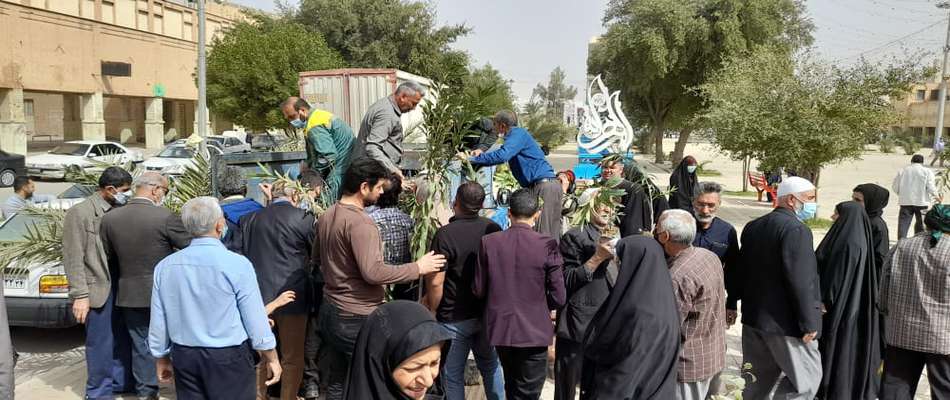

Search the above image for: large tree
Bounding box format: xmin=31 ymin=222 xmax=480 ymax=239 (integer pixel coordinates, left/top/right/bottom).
xmin=532 ymin=67 xmax=578 ymax=120
xmin=589 ymin=0 xmax=813 ymax=163
xmin=703 ymin=48 xmax=932 ymax=186
xmin=464 ymin=63 xmax=517 ymax=112
xmin=206 ymin=15 xmax=343 ymax=131
xmin=296 ymin=0 xmax=470 ymax=79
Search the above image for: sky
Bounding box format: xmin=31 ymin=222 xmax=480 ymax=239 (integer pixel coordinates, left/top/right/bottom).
xmin=229 ymin=0 xmax=950 ymax=104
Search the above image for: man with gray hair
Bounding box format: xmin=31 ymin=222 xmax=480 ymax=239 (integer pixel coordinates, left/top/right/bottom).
xmin=218 ymin=165 xmax=262 ymax=252
xmin=148 ymin=197 xmax=281 ymax=399
xmin=654 ymin=209 xmax=726 ymax=400
xmin=238 ymin=180 xmax=316 ymax=400
xmin=354 ymin=81 xmax=427 ymax=185
xmin=728 ymin=176 xmax=822 ymax=399
xmin=469 ymin=110 xmax=562 ymax=239
xmin=100 ymin=171 xmax=191 ymax=399
xmin=692 ymin=182 xmax=739 ymax=270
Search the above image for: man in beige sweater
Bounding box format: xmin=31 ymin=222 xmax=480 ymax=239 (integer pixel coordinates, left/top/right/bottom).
xmin=314 ymin=157 xmax=445 ymax=400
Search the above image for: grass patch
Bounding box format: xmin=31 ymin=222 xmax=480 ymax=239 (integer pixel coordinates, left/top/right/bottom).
xmin=722 ymin=190 xmax=757 ymax=198
xmin=697 ymin=169 xmax=723 ymax=177
xmin=803 ymin=217 xmax=834 ymax=230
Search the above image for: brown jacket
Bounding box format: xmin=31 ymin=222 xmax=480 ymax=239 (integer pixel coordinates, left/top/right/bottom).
xmin=63 ymin=194 xmax=112 ymax=308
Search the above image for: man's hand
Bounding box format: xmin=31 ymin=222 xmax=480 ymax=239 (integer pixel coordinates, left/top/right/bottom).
xmin=592 ymin=242 xmax=614 ymax=262
xmin=273 ymin=291 xmax=296 ymax=309
xmin=72 ymin=298 xmax=90 ymax=324
xmin=471 ymin=149 xmax=484 ymax=158
xmin=725 ymin=309 xmax=738 ymax=327
xmin=416 ymin=251 xmax=447 ymax=275
xmin=261 ymin=349 xmax=282 ymax=386
xmin=259 ymin=182 xmax=273 ymax=201
xmin=156 ymin=357 xmax=174 ymax=384
xmin=802 ymin=331 xmax=818 ymax=344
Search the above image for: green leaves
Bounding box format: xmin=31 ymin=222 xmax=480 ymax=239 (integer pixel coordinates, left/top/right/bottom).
xmin=0 ymin=207 xmax=66 ymax=270
xmin=206 ymin=15 xmax=344 ymax=131
xmin=165 ymin=154 xmax=213 ymax=215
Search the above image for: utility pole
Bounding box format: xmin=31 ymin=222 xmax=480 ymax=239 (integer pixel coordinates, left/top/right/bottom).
xmin=933 ymin=2 xmax=950 ymax=149
xmin=196 ymin=0 xmax=208 ymax=156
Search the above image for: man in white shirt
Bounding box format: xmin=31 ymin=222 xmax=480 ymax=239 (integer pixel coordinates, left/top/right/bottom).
xmin=892 ymin=154 xmax=940 ymax=239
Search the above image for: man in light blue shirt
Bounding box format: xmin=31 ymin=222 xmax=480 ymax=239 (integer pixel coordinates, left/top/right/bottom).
xmin=2 ymin=176 xmax=55 ymax=220
xmin=148 ymin=196 xmax=281 ymax=399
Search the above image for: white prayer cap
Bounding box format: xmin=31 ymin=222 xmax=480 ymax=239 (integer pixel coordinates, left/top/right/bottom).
xmin=578 ymin=188 xmax=599 ymax=206
xmin=776 ymin=176 xmax=815 ymax=198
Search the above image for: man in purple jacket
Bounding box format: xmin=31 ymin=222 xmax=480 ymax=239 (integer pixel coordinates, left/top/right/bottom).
xmin=474 ymin=188 xmax=566 ymax=400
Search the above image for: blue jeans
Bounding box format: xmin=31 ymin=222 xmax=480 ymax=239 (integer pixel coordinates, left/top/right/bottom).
xmin=120 ymin=307 xmax=158 ymax=397
xmin=448 ymin=161 xmax=496 ymax=209
xmin=441 ymin=319 xmax=505 ymax=400
xmin=84 ymin=289 xmax=134 ymax=399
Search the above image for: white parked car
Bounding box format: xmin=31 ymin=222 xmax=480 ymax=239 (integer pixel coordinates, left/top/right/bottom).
xmin=25 ymin=141 xmax=144 ymax=179
xmin=207 ymin=135 xmax=251 ymax=154
xmin=3 ymin=189 xmax=88 ymax=328
xmin=142 ymin=142 xmax=222 ymax=176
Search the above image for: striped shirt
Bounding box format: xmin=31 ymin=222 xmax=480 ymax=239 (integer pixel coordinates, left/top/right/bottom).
xmin=669 ymin=246 xmax=726 ymax=382
xmin=882 ymin=233 xmax=950 ymax=354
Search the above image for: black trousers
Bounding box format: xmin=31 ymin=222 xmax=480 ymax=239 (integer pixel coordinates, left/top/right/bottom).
xmin=301 ymin=282 xmax=325 ymax=399
xmin=554 ymin=338 xmax=583 ymax=400
xmin=318 ymin=300 xmax=368 ymax=400
xmin=496 ymin=346 xmax=548 ymax=400
xmin=170 ymin=342 xmax=257 ymax=400
xmin=881 ymin=345 xmax=950 ymax=400
xmin=898 ymin=205 xmax=928 ymax=239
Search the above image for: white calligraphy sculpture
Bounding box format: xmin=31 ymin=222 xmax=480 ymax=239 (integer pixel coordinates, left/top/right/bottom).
xmin=578 ymin=75 xmax=633 ymax=154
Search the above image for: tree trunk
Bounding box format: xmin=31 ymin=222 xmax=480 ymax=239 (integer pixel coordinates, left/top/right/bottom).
xmin=742 ymin=156 xmax=751 ymax=192
xmin=671 ymin=127 xmax=693 ymax=165
xmin=652 ymin=124 xmax=665 ymax=163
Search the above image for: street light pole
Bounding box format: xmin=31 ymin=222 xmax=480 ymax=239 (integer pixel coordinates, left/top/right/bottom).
xmin=196 ymin=0 xmax=208 ymax=155
xmin=933 ymin=3 xmax=950 ymax=149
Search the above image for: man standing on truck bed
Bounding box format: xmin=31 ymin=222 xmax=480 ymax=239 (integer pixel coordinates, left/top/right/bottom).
xmin=353 ymin=81 xmax=427 ymax=187
xmin=282 ymin=96 xmax=355 ymax=206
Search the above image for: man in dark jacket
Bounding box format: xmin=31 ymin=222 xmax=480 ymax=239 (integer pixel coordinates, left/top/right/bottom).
xmin=474 ymin=188 xmax=566 ymax=400
xmin=554 ymin=188 xmax=616 ymax=400
xmin=726 ymin=176 xmax=822 ymax=399
xmin=239 ymin=181 xmax=316 ymax=400
xmin=424 ymin=182 xmax=504 ymax=400
xmin=100 ymin=172 xmax=191 ymax=399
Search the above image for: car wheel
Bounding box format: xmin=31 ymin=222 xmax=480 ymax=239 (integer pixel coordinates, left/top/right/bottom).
xmin=0 ymin=169 xmax=14 ymax=187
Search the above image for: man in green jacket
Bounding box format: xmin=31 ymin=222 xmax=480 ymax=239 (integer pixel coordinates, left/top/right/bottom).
xmin=282 ymin=96 xmax=355 ymax=206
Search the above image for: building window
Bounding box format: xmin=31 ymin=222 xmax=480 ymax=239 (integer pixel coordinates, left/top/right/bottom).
xmin=917 ymin=89 xmax=926 ymax=101
xmin=931 ymin=90 xmax=941 ymax=101
xmin=23 ymin=100 xmax=34 ymax=118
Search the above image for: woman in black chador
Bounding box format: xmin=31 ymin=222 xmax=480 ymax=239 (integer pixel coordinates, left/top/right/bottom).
xmin=668 ymin=156 xmax=698 ymax=211
xmin=815 ymin=201 xmax=882 ymax=400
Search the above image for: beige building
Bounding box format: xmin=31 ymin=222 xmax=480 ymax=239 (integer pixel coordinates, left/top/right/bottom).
xmin=0 ymin=0 xmax=248 ymax=154
xmin=893 ymin=80 xmax=950 ymax=146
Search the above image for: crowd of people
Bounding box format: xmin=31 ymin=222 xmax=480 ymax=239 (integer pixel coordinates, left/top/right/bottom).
xmin=48 ymin=79 xmax=950 ymax=400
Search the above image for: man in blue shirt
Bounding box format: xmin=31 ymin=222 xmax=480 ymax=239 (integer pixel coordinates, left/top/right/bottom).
xmin=691 ymin=182 xmax=739 ymax=267
xmin=148 ymin=197 xmax=281 ymax=399
xmin=469 ymin=110 xmax=562 ymax=239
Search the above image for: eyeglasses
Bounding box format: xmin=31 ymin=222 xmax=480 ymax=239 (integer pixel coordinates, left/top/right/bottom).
xmin=149 ymin=183 xmax=169 ymax=192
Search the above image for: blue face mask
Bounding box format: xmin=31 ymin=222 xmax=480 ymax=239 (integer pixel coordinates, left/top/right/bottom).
xmin=686 ymin=165 xmax=697 ymax=174
xmin=290 ymin=118 xmax=306 ymax=129
xmin=796 ymin=201 xmax=818 ymax=221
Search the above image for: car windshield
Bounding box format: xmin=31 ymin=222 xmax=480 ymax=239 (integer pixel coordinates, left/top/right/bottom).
xmin=57 ymin=184 xmax=97 ymax=199
xmin=50 ymin=143 xmax=90 ymax=156
xmin=0 ymin=213 xmax=42 ymax=241
xmin=157 ymin=146 xmax=194 ymax=158
xmin=208 ymin=137 xmax=225 ymax=145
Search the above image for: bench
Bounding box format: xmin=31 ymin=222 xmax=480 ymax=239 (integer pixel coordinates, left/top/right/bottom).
xmin=748 ymin=172 xmax=778 ymax=206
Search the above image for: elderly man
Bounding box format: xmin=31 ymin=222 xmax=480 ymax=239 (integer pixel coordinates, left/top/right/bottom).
xmin=217 ymin=166 xmax=262 ymax=252
xmin=692 ymin=182 xmax=739 ymax=268
xmin=281 ymin=96 xmax=355 ymax=205
xmin=727 ymin=176 xmax=822 ymax=399
xmin=63 ymin=166 xmax=134 ymax=399
xmin=354 ymin=81 xmax=426 ymax=184
xmin=148 ymin=197 xmax=281 ymax=399
xmin=2 ymin=175 xmax=55 ymax=220
xmin=554 ymin=189 xmax=616 ymax=400
xmin=893 ymin=154 xmax=940 ymax=239
xmin=100 ymin=172 xmax=190 ymax=399
xmin=469 ymin=110 xmax=562 ymax=240
xmin=880 ymin=204 xmax=950 ymax=399
xmin=654 ymin=210 xmax=726 ymax=400
xmin=239 ymin=181 xmax=315 ymax=400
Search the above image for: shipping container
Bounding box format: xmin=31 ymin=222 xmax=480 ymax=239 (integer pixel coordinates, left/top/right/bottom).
xmin=297 ymin=68 xmax=435 ymax=145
